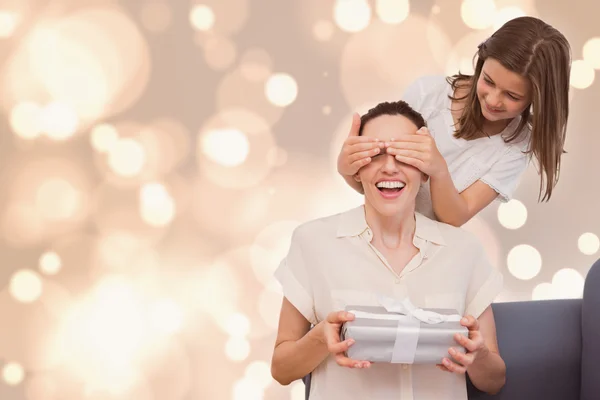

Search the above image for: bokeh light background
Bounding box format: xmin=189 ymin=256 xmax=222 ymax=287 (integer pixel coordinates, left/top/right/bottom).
xmin=0 ymin=0 xmax=599 ymax=399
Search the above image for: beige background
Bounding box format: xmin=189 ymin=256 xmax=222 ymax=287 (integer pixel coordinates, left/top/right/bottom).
xmin=0 ymin=0 xmax=598 ymax=399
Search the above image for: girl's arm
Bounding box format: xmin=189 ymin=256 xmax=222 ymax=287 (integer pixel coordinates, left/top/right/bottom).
xmin=429 ymin=174 xmax=499 ymax=226
xmin=386 ymin=127 xmax=501 ymax=227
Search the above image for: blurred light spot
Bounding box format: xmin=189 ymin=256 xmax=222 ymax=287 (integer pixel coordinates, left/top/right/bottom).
xmin=266 ymin=147 xmax=288 ymax=167
xmin=578 ymin=232 xmax=599 ymax=255
xmin=445 ymin=30 xmax=490 ymax=77
xmin=531 ymin=282 xmax=554 ymax=301
xmin=583 ymin=37 xmax=600 ymax=69
xmin=570 ymin=59 xmax=595 ymax=89
xmin=91 ymin=123 xmax=119 ymax=153
xmin=0 ymin=10 xmax=19 ymax=37
xmin=190 ymin=4 xmax=215 ymax=31
xmin=265 ymin=73 xmax=298 ymax=107
xmin=149 ymin=299 xmax=184 ymax=334
xmin=244 ymin=361 xmax=272 ymax=390
xmin=431 ymin=5 xmax=441 ymax=14
xmin=204 ymin=35 xmax=237 ymax=70
xmin=94 ymin=231 xmax=155 ymax=272
xmin=10 ymin=102 xmax=43 ymax=139
xmin=37 ymin=279 xmax=74 ymax=322
xmin=57 ymin=276 xmax=147 ymax=384
xmin=233 ymin=377 xmax=264 ymax=400
xmin=258 ymin=288 xmax=282 ymax=330
xmin=2 ymin=361 xmax=24 ymax=386
xmin=108 ymin=138 xmax=146 ymax=177
xmin=334 ymin=0 xmax=371 ymax=33
xmin=313 ymin=20 xmax=334 ymax=41
xmin=192 ymin=0 xmax=249 ymax=36
xmin=201 ymin=128 xmax=249 ymax=167
xmin=552 ymin=268 xmax=584 ymax=299
xmin=217 ymin=68 xmax=286 ymax=125
xmin=83 ymin=381 xmax=154 ymax=400
xmin=140 ymin=2 xmax=172 ymax=33
xmin=425 ymin=20 xmax=454 ymax=71
xmin=135 ymin=340 xmax=192 ymax=400
xmin=240 ymin=48 xmax=273 ymax=82
xmin=35 ymin=178 xmax=82 ymax=221
xmin=3 ymin=8 xmax=150 ymax=125
xmin=460 ymin=0 xmax=496 ymax=30
xmin=459 ymin=57 xmax=474 ymax=75
xmin=323 ymin=105 xmax=332 ymax=115
xmin=134 ymin=119 xmax=191 ymax=177
xmin=192 ymin=179 xmax=271 ymax=240
xmin=462 ymin=215 xmax=502 ymax=269
xmin=225 ymin=337 xmax=250 ymax=362
xmin=251 ymin=220 xmax=300 ymax=285
xmin=41 ymin=102 xmax=78 ymax=140
xmin=493 ymin=7 xmax=526 ymax=30
xmin=341 ymin=15 xmax=450 ymax=108
xmin=0 ymin=285 xmax=67 ymax=371
xmin=139 ymin=182 xmax=176 ymax=227
xmin=507 ymin=244 xmax=541 ymax=280
xmin=376 ymin=0 xmax=409 ymax=24
xmin=198 ymin=109 xmax=276 ymax=188
xmin=10 ymin=269 xmax=43 ymax=303
xmin=497 ymin=199 xmax=527 ymax=229
xmin=24 ymin=375 xmax=59 ymax=400
xmin=223 ymin=313 xmax=251 ymax=338
xmin=39 ymin=251 xmax=62 ymax=275
xmin=193 ymin=259 xmax=241 ymax=320
xmin=2 ymin=203 xmax=44 ymax=246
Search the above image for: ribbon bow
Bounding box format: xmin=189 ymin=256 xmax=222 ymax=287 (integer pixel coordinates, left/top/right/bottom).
xmin=376 ymin=294 xmax=461 ymax=324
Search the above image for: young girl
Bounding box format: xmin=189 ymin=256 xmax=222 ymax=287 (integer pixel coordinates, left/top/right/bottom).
xmin=337 ymin=16 xmax=571 ymax=227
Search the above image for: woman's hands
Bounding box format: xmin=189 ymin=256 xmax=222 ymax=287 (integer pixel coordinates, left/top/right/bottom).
xmin=322 ymin=310 xmax=372 ymax=369
xmin=437 ymin=315 xmax=489 ymax=374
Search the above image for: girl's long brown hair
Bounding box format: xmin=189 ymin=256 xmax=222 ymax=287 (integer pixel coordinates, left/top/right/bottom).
xmin=447 ymin=16 xmax=571 ymax=201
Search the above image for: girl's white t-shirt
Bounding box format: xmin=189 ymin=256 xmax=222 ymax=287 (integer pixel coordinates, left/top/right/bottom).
xmin=402 ymin=75 xmax=531 ymax=219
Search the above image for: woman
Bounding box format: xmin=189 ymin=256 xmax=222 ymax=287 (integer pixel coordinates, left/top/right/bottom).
xmin=272 ymin=101 xmax=506 ymax=399
xmin=337 ymin=16 xmax=571 ymax=226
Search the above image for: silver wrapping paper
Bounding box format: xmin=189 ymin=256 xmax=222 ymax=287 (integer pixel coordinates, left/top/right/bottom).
xmin=340 ymin=305 xmax=469 ymax=364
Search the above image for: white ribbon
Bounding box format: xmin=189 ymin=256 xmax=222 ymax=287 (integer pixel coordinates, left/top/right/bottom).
xmin=347 ymin=294 xmax=462 ymax=364
xmin=376 ymin=294 xmax=462 ymax=324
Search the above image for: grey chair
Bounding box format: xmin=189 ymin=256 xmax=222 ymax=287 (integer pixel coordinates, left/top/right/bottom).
xmin=304 ymin=258 xmax=600 ymax=399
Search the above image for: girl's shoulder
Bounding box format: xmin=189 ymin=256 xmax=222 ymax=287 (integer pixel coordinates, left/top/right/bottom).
xmin=403 ymin=75 xmax=451 ymax=116
xmin=408 ymin=75 xmax=450 ymax=97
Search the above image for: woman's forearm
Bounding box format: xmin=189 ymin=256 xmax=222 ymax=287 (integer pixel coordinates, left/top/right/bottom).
xmin=271 ymin=322 xmax=329 ymax=386
xmin=429 ymin=170 xmax=469 ymax=226
xmin=467 ymin=348 xmax=507 ymax=395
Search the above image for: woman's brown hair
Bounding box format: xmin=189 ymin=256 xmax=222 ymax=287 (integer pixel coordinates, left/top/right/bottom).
xmin=447 ymin=16 xmax=571 ymax=201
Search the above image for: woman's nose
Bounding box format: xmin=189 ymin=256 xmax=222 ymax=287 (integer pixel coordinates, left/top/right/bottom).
xmin=380 ymin=154 xmax=399 ymax=172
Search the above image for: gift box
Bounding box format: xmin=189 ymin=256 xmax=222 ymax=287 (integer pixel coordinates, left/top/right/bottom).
xmin=340 ymin=296 xmax=469 ymax=364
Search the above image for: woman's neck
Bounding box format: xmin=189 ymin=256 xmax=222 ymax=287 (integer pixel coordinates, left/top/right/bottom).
xmin=363 ymin=204 xmax=416 ymax=249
